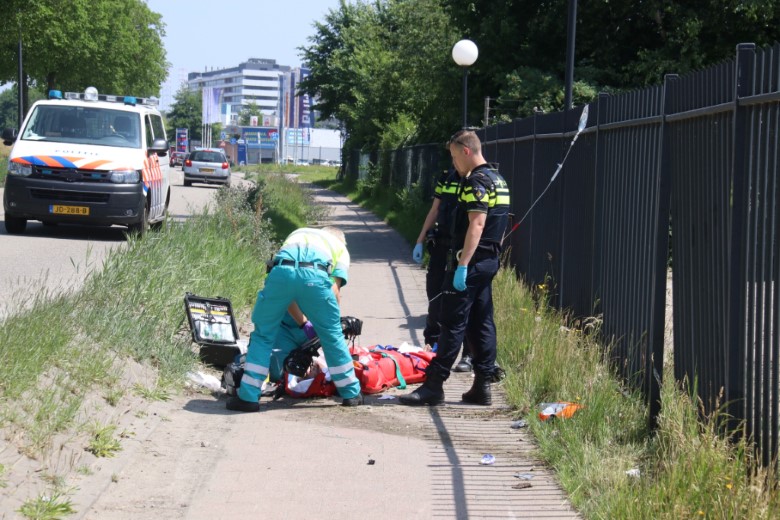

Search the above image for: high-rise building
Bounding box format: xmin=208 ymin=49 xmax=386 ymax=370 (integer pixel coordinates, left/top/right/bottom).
xmin=187 ymin=58 xmax=292 ymax=124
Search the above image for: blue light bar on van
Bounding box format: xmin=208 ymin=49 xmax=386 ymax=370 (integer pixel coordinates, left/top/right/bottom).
xmin=48 ymin=90 xmax=62 ymax=100
xmin=60 ymin=90 xmax=159 ymax=107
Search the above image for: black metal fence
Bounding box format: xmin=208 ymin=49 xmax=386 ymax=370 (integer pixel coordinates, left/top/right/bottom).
xmin=343 ymin=42 xmax=780 ymax=465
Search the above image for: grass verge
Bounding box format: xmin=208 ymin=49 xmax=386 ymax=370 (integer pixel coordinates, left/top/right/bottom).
xmin=311 ymin=169 xmax=780 ymax=519
xmin=0 ymin=173 xmax=322 ymax=516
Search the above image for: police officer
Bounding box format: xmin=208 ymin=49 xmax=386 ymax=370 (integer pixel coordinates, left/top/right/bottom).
xmin=227 ymin=226 xmax=363 ymax=412
xmin=412 ymin=166 xmax=472 ymax=370
xmin=400 ymin=130 xmax=510 ymax=406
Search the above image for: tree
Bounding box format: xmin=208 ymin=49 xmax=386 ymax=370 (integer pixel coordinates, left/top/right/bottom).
xmin=238 ymin=101 xmax=263 ymax=126
xmin=442 ymin=0 xmax=780 ymax=118
xmin=166 ymin=85 xmax=202 ymax=142
xmin=0 ymin=0 xmax=167 ymax=97
xmin=0 ymin=85 xmax=44 ymax=130
xmin=300 ymin=0 xmax=460 ymax=150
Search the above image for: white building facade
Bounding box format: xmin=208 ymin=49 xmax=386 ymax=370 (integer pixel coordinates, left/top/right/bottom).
xmin=187 ymin=58 xmax=291 ymax=124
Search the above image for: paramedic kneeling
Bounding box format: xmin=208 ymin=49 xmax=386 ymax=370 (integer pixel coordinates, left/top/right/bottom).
xmin=400 ymin=129 xmax=510 ymax=407
xmin=227 ymin=226 xmax=363 ymax=412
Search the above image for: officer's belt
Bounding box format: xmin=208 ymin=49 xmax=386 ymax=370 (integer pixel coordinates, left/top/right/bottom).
xmin=275 ymin=258 xmax=331 ymax=273
xmin=468 ymin=249 xmax=498 ymax=264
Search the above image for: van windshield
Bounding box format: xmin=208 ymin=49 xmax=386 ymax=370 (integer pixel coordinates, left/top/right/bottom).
xmin=20 ymin=105 xmax=142 ymax=149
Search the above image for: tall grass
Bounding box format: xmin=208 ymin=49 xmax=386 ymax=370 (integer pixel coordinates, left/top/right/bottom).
xmin=248 ymin=172 xmax=329 ymax=240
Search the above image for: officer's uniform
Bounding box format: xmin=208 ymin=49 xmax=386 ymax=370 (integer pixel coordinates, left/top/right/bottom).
xmin=423 ymin=168 xmax=460 ymax=347
xmin=427 ymin=164 xmax=510 ymax=380
xmin=237 ymin=228 xmax=361 ymax=403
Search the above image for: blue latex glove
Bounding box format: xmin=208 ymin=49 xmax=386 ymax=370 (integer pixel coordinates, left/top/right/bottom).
xmin=301 ymin=320 xmax=317 ymax=340
xmin=412 ymin=243 xmax=424 ymax=264
xmin=453 ymin=265 xmax=468 ymax=291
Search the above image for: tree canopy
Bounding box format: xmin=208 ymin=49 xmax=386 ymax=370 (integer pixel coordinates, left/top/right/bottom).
xmin=300 ymin=0 xmax=780 ymax=151
xmin=166 ymin=85 xmax=202 ymax=142
xmin=0 ymin=0 xmax=167 ymax=96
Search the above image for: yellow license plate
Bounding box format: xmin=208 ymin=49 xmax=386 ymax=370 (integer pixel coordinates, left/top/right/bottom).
xmin=200 ymin=168 xmax=215 ymax=173
xmin=50 ymin=205 xmax=89 ymax=216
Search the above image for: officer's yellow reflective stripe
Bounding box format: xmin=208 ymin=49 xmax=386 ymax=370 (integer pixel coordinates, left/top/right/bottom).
xmin=441 ymin=185 xmax=458 ymax=194
xmin=489 ymin=195 xmax=511 ymax=207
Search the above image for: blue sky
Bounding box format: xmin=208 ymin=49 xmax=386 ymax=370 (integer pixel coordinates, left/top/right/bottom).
xmin=144 ymin=0 xmax=343 ymax=107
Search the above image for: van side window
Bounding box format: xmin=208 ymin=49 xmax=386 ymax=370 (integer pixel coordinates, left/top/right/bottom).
xmin=145 ymin=115 xmax=154 ymax=149
xmin=150 ymin=115 xmax=166 ymax=142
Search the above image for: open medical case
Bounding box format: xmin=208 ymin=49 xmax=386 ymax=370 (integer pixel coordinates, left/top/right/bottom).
xmin=183 ymin=292 xmax=241 ymax=367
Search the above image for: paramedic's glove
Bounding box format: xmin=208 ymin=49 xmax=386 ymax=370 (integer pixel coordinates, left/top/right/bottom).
xmin=301 ymin=321 xmax=317 ymax=340
xmin=412 ymin=243 xmax=424 ymax=264
xmin=453 ymin=265 xmax=468 ymax=291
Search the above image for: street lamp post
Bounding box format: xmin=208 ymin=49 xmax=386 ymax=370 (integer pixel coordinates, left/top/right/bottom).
xmin=452 ymin=39 xmax=479 ymax=129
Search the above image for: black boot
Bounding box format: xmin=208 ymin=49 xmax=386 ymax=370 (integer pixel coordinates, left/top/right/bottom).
xmin=399 ymin=371 xmax=444 ymax=406
xmin=462 ymin=374 xmax=492 ymax=405
xmin=453 ymin=355 xmax=473 ymax=373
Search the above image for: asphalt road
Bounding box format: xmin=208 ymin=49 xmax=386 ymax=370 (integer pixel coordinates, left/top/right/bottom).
xmin=0 ymin=167 xmax=228 ymax=320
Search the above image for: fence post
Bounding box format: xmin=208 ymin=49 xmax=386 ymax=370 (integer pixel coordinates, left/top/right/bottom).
xmin=727 ymin=43 xmax=756 ymax=438
xmin=647 ymin=75 xmax=678 ymax=429
xmin=590 ymin=93 xmax=610 ymax=318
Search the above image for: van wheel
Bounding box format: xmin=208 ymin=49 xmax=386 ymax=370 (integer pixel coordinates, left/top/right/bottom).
xmin=127 ymin=203 xmax=148 ymax=237
xmin=5 ymin=214 xmax=27 ymax=234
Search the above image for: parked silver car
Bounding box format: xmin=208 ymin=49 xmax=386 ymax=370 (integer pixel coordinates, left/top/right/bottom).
xmin=183 ymin=149 xmax=231 ymax=187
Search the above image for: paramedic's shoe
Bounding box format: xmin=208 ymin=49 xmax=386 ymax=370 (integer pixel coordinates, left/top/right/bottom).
xmin=226 ymin=396 xmax=260 ymax=412
xmin=462 ymin=374 xmax=492 ymax=406
xmin=453 ymin=355 xmax=473 ymax=372
xmin=342 ymin=393 xmax=364 ymax=406
xmin=399 ymin=372 xmax=444 ymax=406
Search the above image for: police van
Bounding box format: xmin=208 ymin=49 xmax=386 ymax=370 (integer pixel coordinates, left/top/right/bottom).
xmin=2 ymin=87 xmax=170 ymax=236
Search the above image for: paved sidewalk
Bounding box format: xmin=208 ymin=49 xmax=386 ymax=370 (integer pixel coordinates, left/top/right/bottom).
xmin=74 ymin=185 xmax=580 ymax=519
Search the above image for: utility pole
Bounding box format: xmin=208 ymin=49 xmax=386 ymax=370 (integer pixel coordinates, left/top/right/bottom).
xmin=564 ymin=0 xmax=578 ymax=110
xmin=484 ymin=97 xmax=490 ymax=127
xmin=17 ymin=15 xmax=24 ymax=130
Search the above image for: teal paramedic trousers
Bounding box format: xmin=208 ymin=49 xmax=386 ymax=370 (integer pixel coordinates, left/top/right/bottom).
xmin=268 ymin=313 xmax=309 ymax=382
xmin=238 ymin=261 xmax=360 ymax=402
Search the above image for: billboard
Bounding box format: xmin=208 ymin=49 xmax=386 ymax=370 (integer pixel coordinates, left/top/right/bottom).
xmin=286 ymin=128 xmax=311 ymax=145
xmin=243 ymin=128 xmax=279 ymax=149
xmin=176 ymin=128 xmax=189 ymax=153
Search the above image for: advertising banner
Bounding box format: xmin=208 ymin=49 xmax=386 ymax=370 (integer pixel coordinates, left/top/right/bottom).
xmin=176 ymin=128 xmax=189 ymax=153
xmin=201 ymin=87 xmax=223 ymax=125
xmin=243 ymin=128 xmax=278 ymax=150
xmin=286 ymin=128 xmax=311 ymax=145
xmin=298 ymin=67 xmax=312 ymax=128
xmin=237 ymin=140 xmax=247 ymax=165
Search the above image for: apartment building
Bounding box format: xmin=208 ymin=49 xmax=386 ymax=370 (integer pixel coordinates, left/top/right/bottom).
xmin=187 ymin=58 xmax=291 ymax=123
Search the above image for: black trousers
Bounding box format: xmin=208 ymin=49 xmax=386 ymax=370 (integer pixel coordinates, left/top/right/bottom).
xmin=427 ymin=255 xmax=499 ymax=380
xmin=423 ymin=244 xmax=472 ymax=358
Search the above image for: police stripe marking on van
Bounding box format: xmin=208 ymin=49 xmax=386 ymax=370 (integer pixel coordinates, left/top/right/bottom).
xmin=11 ymin=156 xmax=132 ymax=171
